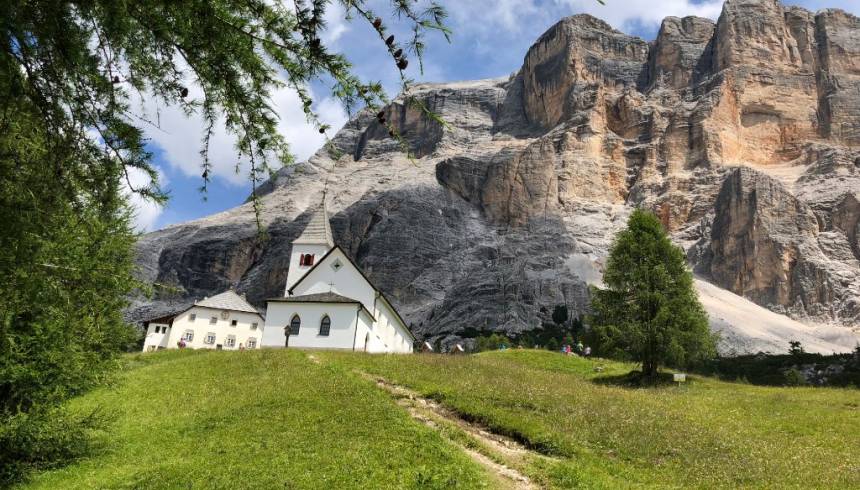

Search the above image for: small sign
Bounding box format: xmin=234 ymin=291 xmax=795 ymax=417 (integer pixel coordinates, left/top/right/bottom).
xmin=673 ymin=373 xmax=687 ymax=383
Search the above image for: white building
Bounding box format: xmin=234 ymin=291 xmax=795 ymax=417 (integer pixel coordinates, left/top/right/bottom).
xmin=261 ymin=198 xmax=415 ymax=353
xmin=142 ymin=290 xmax=265 ymax=352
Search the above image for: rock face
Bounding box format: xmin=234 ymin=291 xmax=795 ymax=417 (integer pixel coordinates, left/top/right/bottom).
xmin=133 ymin=0 xmax=860 ymax=354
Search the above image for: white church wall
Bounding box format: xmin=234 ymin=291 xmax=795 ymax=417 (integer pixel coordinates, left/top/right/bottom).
xmin=286 ymin=248 xmax=414 ymax=354
xmin=376 ymin=299 xmax=414 ymax=353
xmin=291 ymin=249 xmax=376 ymax=312
xmin=285 ymin=243 xmax=331 ymax=292
xmin=262 ymin=302 xmax=362 ymax=349
xmin=151 ymin=306 xmax=263 ymax=352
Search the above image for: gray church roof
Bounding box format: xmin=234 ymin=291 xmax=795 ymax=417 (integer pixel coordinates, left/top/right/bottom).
xmin=194 ymin=290 xmax=260 ymax=314
xmin=268 ymin=292 xmax=375 ymax=320
xmin=269 ymin=292 xmax=358 ymax=304
xmin=293 ymin=198 xmax=334 ymax=246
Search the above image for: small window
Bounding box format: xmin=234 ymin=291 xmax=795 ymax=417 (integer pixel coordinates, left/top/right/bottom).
xmin=300 ymin=254 xmax=314 ymax=266
xmin=210 ymin=316 xmax=217 ymax=324
xmin=289 ymin=315 xmax=301 ymax=336
xmin=247 ymin=338 xmax=257 ymax=349
xmin=189 ymin=313 xmax=197 ymax=322
xmin=331 ymin=258 xmax=343 ymax=271
xmin=205 ymin=332 xmax=216 ymax=344
xmin=251 ymin=322 xmax=258 ymax=330
xmin=153 ymin=326 xmax=159 ymax=334
xmin=226 ymin=335 xmax=236 ymax=348
xmin=231 ymin=319 xmax=238 ymax=327
xmin=319 ymin=315 xmax=331 ymax=336
xmin=183 ymin=330 xmax=194 ymax=342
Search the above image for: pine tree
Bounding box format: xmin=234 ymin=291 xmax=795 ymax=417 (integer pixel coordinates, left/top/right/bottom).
xmin=589 ymin=209 xmax=716 ymax=379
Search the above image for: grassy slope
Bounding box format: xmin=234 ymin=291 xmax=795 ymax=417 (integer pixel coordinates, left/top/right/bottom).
xmin=22 ymin=349 xmax=860 ymax=489
xmin=323 ymin=350 xmax=860 ymax=489
xmin=20 ymin=350 xmax=487 ymax=489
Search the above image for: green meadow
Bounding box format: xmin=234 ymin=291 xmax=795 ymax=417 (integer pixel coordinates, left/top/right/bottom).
xmin=20 ymin=349 xmax=860 ymax=489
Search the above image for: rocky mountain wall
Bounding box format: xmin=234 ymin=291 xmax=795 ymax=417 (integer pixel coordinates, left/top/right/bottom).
xmin=133 ymin=0 xmax=860 ymax=353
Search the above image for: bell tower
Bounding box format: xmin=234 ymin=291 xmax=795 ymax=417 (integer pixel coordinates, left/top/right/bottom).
xmin=285 ymin=194 xmax=334 ymax=294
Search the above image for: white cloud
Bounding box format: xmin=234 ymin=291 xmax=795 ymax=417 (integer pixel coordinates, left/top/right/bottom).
xmin=125 ymin=166 xmax=166 ymax=232
xmin=271 ymin=86 xmax=349 ymax=163
xmin=557 ymin=0 xmax=724 ymax=32
xmin=127 ymin=81 xmax=347 ymax=188
xmin=446 ymin=0 xmax=723 ymax=41
xmin=322 ymin=2 xmax=350 ymax=46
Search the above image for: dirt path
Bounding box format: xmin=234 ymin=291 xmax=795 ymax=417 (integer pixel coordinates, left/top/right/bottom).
xmin=370 ymin=375 xmax=544 ymax=490
xmin=305 ymin=353 xmax=547 ymax=488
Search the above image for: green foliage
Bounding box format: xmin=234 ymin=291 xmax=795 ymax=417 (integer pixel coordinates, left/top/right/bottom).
xmin=551 ymin=304 xmax=569 ymax=326
xmin=0 ymin=71 xmax=139 ymax=483
xmin=589 ymin=209 xmax=716 ymax=378
xmin=789 ymin=340 xmax=805 ymax=356
xmin=1 ymin=0 xmax=451 ymax=226
xmin=700 ymin=351 xmax=860 ymax=387
xmin=0 ymin=408 xmax=108 ymax=486
xmin=783 ymin=368 xmax=809 ymax=387
xmin=474 ymin=333 xmax=512 ymax=352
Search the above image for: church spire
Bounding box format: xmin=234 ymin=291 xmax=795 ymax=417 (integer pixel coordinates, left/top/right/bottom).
xmin=293 ymin=193 xmax=334 ymax=247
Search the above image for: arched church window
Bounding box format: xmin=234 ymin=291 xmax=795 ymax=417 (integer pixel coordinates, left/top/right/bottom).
xmin=319 ymin=315 xmax=331 ymax=336
xmin=289 ymin=315 xmax=301 ymax=335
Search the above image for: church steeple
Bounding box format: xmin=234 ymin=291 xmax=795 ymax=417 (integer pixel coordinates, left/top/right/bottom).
xmin=292 ymin=193 xmax=333 ymax=247
xmin=284 ymin=193 xmax=334 ymax=293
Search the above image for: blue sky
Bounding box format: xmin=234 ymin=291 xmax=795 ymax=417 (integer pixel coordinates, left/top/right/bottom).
xmin=133 ymin=0 xmax=860 ymax=231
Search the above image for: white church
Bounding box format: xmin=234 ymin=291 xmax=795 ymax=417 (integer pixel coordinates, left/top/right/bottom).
xmin=260 ymin=198 xmax=415 ymax=353
xmin=141 ymin=197 xmax=414 ymax=354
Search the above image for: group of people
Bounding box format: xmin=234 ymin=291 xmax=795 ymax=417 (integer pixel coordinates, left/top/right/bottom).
xmin=562 ymin=341 xmax=591 ymax=357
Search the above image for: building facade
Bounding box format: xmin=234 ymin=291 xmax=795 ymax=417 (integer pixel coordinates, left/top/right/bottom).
xmin=142 ymin=291 xmax=264 ymax=352
xmin=261 ymin=199 xmax=414 ymax=353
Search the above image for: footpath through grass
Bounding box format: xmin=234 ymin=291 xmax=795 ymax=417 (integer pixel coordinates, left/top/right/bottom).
xmin=322 ymin=349 xmax=860 ymax=489
xmin=19 ymin=349 xmax=487 ymax=489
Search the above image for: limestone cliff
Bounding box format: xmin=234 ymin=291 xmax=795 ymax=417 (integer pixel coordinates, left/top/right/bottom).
xmin=133 ymin=0 xmax=860 ymax=354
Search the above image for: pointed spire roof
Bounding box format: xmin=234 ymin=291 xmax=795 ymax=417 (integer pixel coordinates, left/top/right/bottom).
xmin=293 ymin=194 xmax=334 ymax=246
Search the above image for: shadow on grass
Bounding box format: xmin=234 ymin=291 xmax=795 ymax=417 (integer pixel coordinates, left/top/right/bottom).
xmin=591 ymin=370 xmax=679 ymax=388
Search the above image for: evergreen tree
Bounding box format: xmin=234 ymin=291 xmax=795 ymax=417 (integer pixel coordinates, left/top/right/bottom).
xmin=0 ymin=90 xmax=139 ymax=483
xmin=589 ymin=209 xmax=716 ymax=379
xmin=552 ymin=304 xmax=569 ymax=328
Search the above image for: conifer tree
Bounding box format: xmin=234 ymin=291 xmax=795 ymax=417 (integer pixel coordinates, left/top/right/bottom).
xmin=589 ymin=209 xmax=716 ymax=379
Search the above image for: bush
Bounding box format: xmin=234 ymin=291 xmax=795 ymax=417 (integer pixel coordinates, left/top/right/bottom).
xmin=783 ymin=368 xmax=809 ymax=387
xmin=0 ymin=408 xmax=107 ymax=486
xmin=475 ymin=334 xmax=512 ymax=352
